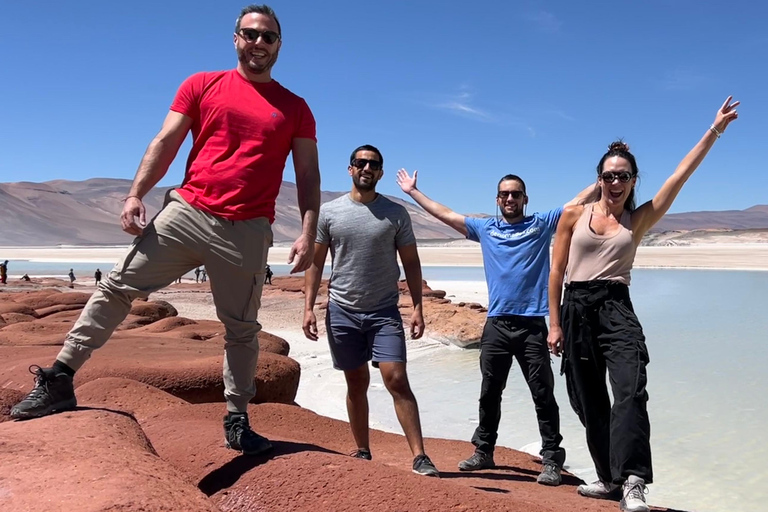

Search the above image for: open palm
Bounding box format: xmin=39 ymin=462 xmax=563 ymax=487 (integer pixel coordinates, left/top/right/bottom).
xmin=396 ymin=168 xmax=418 ymax=194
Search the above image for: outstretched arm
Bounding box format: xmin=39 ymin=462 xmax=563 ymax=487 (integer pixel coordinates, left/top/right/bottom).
xmin=564 ymin=182 xmax=600 ymax=208
xmin=632 ymin=96 xmax=739 ymax=240
xmin=303 ymin=242 xmax=329 ymax=341
xmin=396 ymin=169 xmax=468 ymax=237
xmin=547 ymin=205 xmax=583 ymax=356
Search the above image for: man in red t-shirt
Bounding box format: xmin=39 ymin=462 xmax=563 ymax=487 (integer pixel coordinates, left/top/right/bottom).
xmin=12 ymin=4 xmax=320 ymax=457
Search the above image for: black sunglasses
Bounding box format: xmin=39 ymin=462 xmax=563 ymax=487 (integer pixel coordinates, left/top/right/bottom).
xmin=600 ymin=171 xmax=634 ymax=183
xmin=350 ymin=158 xmax=382 ymax=171
xmin=238 ymin=28 xmax=280 ymax=45
xmin=497 ymin=190 xmax=525 ymax=200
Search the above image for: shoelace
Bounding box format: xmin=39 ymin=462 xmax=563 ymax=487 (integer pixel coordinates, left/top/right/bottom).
xmin=625 ymin=481 xmax=648 ymax=501
xmin=25 ymin=365 xmax=50 ymax=399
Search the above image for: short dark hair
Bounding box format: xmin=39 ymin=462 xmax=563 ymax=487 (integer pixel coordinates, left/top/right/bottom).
xmin=497 ymin=174 xmax=526 ymax=194
xmin=349 ymin=145 xmax=384 ymax=166
xmin=235 ymin=4 xmax=281 ymax=35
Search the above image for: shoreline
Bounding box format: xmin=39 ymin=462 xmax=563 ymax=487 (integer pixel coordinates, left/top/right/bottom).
xmin=2 ymin=244 xmax=768 ymax=271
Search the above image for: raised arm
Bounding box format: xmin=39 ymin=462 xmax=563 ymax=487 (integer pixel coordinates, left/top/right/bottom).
xmin=396 ymin=169 xmax=468 ymax=236
xmin=632 ymin=96 xmax=739 ymax=239
xmin=398 ymin=243 xmax=425 ymax=339
xmin=302 ymin=242 xmax=329 ymax=341
xmin=121 ymin=110 xmax=192 ymax=235
xmin=547 ymin=205 xmax=583 ymax=356
xmin=564 ymin=182 xmax=600 ymax=208
xmin=289 ymin=138 xmax=321 ymax=274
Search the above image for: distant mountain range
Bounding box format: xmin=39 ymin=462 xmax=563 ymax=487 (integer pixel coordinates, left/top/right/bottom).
xmin=0 ymin=178 xmax=766 ymax=246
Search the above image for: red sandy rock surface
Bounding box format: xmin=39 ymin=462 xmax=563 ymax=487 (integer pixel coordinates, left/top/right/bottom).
xmin=0 ymin=285 xmax=686 ymax=511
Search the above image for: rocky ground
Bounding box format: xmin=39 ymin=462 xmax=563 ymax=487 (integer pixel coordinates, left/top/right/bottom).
xmin=0 ymin=279 xmax=687 ymax=512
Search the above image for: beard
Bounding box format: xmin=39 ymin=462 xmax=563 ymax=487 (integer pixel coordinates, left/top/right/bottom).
xmin=500 ymin=204 xmax=522 ymax=222
xmin=237 ymin=46 xmax=279 ymax=75
xmin=352 ymin=174 xmax=377 ymax=191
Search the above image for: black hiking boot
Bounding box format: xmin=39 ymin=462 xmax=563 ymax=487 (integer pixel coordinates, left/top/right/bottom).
xmin=457 ymin=450 xmax=496 ymax=471
xmin=223 ymin=413 xmax=273 ymax=456
xmin=10 ymin=365 xmax=77 ymax=420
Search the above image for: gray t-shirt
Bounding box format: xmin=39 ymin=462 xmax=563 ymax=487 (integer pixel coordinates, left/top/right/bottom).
xmin=317 ymin=194 xmax=416 ymax=312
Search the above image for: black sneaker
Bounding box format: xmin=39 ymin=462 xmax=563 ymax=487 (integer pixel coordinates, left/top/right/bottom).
xmin=223 ymin=413 xmax=273 ymax=456
xmin=536 ymin=463 xmax=562 ymax=486
xmin=10 ymin=365 xmax=77 ymax=420
xmin=412 ymin=454 xmax=440 ymax=477
xmin=351 ymin=448 xmax=372 ymax=460
xmin=457 ymin=450 xmax=495 ymax=471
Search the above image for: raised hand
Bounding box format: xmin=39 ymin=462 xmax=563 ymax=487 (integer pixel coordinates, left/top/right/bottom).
xmin=396 ymin=168 xmax=418 ymax=195
xmin=713 ymin=96 xmax=740 ymax=133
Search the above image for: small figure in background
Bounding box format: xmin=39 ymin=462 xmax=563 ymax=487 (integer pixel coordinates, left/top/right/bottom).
xmin=264 ymin=264 xmax=273 ymax=285
xmin=94 ymin=268 xmax=102 ymax=286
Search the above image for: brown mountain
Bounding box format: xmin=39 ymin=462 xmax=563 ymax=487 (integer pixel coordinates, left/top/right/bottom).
xmin=0 ymin=179 xmax=460 ymax=245
xmin=1 ymin=178 xmax=766 ymax=245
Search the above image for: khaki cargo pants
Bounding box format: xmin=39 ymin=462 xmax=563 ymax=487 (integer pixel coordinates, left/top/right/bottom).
xmin=57 ymin=190 xmax=272 ymax=413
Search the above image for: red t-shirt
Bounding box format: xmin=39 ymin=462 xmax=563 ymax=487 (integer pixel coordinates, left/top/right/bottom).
xmin=170 ymin=69 xmax=316 ymax=222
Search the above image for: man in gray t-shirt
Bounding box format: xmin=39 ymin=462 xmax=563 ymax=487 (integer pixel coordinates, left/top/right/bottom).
xmin=304 ymin=144 xmax=438 ymax=477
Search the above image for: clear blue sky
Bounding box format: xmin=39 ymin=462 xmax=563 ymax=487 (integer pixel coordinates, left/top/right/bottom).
xmin=1 ymin=0 xmax=765 ymax=214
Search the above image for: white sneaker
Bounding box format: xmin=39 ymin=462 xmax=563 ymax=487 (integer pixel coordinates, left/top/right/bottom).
xmin=620 ymin=475 xmax=649 ymax=512
xmin=577 ymin=480 xmax=620 ymax=500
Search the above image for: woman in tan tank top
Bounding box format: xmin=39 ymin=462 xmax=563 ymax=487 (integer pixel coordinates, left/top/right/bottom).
xmin=546 ymin=97 xmax=740 ymax=512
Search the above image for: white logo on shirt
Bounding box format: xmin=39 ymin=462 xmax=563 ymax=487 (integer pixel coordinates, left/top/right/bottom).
xmin=489 ymin=225 xmax=541 ymax=240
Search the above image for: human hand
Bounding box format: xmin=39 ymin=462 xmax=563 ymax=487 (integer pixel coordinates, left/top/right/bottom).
xmin=302 ymin=308 xmax=318 ymax=341
xmin=120 ymin=197 xmax=146 ymax=236
xmin=547 ymin=325 xmax=564 ymax=357
xmin=410 ymin=307 xmax=425 ymax=339
xmin=396 ymin=169 xmax=418 ymax=195
xmin=713 ymin=96 xmax=740 ymax=133
xmin=288 ymin=233 xmax=314 ymax=274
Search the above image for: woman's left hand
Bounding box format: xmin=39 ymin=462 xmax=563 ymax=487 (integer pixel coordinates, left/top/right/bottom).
xmin=713 ymin=96 xmax=740 ymax=133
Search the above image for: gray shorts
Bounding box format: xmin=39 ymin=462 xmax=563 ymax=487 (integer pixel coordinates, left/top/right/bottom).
xmin=325 ymin=301 xmax=406 ymax=371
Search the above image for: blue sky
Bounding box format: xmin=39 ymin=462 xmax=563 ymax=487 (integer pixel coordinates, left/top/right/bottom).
xmin=1 ymin=0 xmax=765 ymax=215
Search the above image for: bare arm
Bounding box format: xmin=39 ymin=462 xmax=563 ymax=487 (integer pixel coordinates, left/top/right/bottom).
xmin=121 ymin=111 xmax=192 ymax=235
xmin=398 ymin=243 xmax=425 ymax=339
xmin=302 ymin=242 xmax=329 ymax=340
xmin=396 ymin=169 xmax=468 ymax=236
xmin=547 ymin=205 xmax=583 ymax=356
xmin=632 ymin=96 xmax=739 ymax=240
xmin=289 ymin=138 xmax=321 ymax=273
xmin=564 ymin=182 xmax=600 ymax=208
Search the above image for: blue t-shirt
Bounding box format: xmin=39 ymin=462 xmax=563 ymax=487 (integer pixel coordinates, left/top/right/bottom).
xmin=465 ymin=208 xmax=563 ymax=317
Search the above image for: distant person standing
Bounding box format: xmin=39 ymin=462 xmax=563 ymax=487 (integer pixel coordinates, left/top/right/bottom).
xmin=0 ymin=260 xmax=8 ymax=284
xmin=264 ymin=264 xmax=273 ymax=285
xmin=68 ymin=269 xmax=76 ymax=287
xmin=94 ymin=268 xmax=102 ymax=286
xmin=11 ymin=4 xmax=321 ymax=459
xmin=304 ymin=144 xmax=439 ymax=477
xmin=194 ymin=267 xmax=201 ymax=283
xmin=201 ymin=268 xmax=208 ymax=282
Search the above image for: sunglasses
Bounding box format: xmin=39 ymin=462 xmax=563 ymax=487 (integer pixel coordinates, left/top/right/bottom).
xmin=350 ymin=158 xmax=382 ymax=171
xmin=600 ymin=171 xmax=634 ymax=183
xmin=497 ymin=190 xmax=525 ymax=200
xmin=238 ymin=28 xmax=280 ymax=45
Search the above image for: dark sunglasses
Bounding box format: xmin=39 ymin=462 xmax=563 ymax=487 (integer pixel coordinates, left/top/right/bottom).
xmin=350 ymin=158 xmax=382 ymax=171
xmin=238 ymin=28 xmax=280 ymax=45
xmin=497 ymin=190 xmax=525 ymax=200
xmin=600 ymin=171 xmax=634 ymax=183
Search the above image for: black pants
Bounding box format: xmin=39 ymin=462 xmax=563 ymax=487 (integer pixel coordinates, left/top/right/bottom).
xmin=561 ymin=280 xmax=653 ymax=484
xmin=471 ymin=315 xmax=565 ymax=467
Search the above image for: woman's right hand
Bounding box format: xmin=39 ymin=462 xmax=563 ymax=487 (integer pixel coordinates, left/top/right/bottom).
xmin=712 ymin=96 xmax=739 ymax=134
xmin=547 ymin=325 xmax=564 ymax=357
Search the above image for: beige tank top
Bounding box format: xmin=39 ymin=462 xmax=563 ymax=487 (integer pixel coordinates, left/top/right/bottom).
xmin=565 ymin=203 xmax=637 ymax=285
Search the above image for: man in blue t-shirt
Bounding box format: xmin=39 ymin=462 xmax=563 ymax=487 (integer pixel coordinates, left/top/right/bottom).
xmin=397 ymin=169 xmax=596 ymax=486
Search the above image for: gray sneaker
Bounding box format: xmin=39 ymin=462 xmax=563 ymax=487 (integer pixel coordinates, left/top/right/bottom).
xmin=457 ymin=450 xmax=495 ymax=471
xmin=10 ymin=365 xmax=77 ymax=420
xmin=578 ymin=480 xmax=621 ymax=500
xmin=351 ymin=448 xmax=372 ymax=460
xmin=412 ymin=454 xmax=439 ymax=477
xmin=536 ymin=463 xmax=562 ymax=486
xmin=620 ymin=476 xmax=649 ymax=512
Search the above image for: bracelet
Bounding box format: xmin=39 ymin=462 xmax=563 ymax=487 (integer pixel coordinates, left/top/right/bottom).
xmin=122 ymin=195 xmax=141 ymax=202
xmin=709 ymin=124 xmax=722 ymax=139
